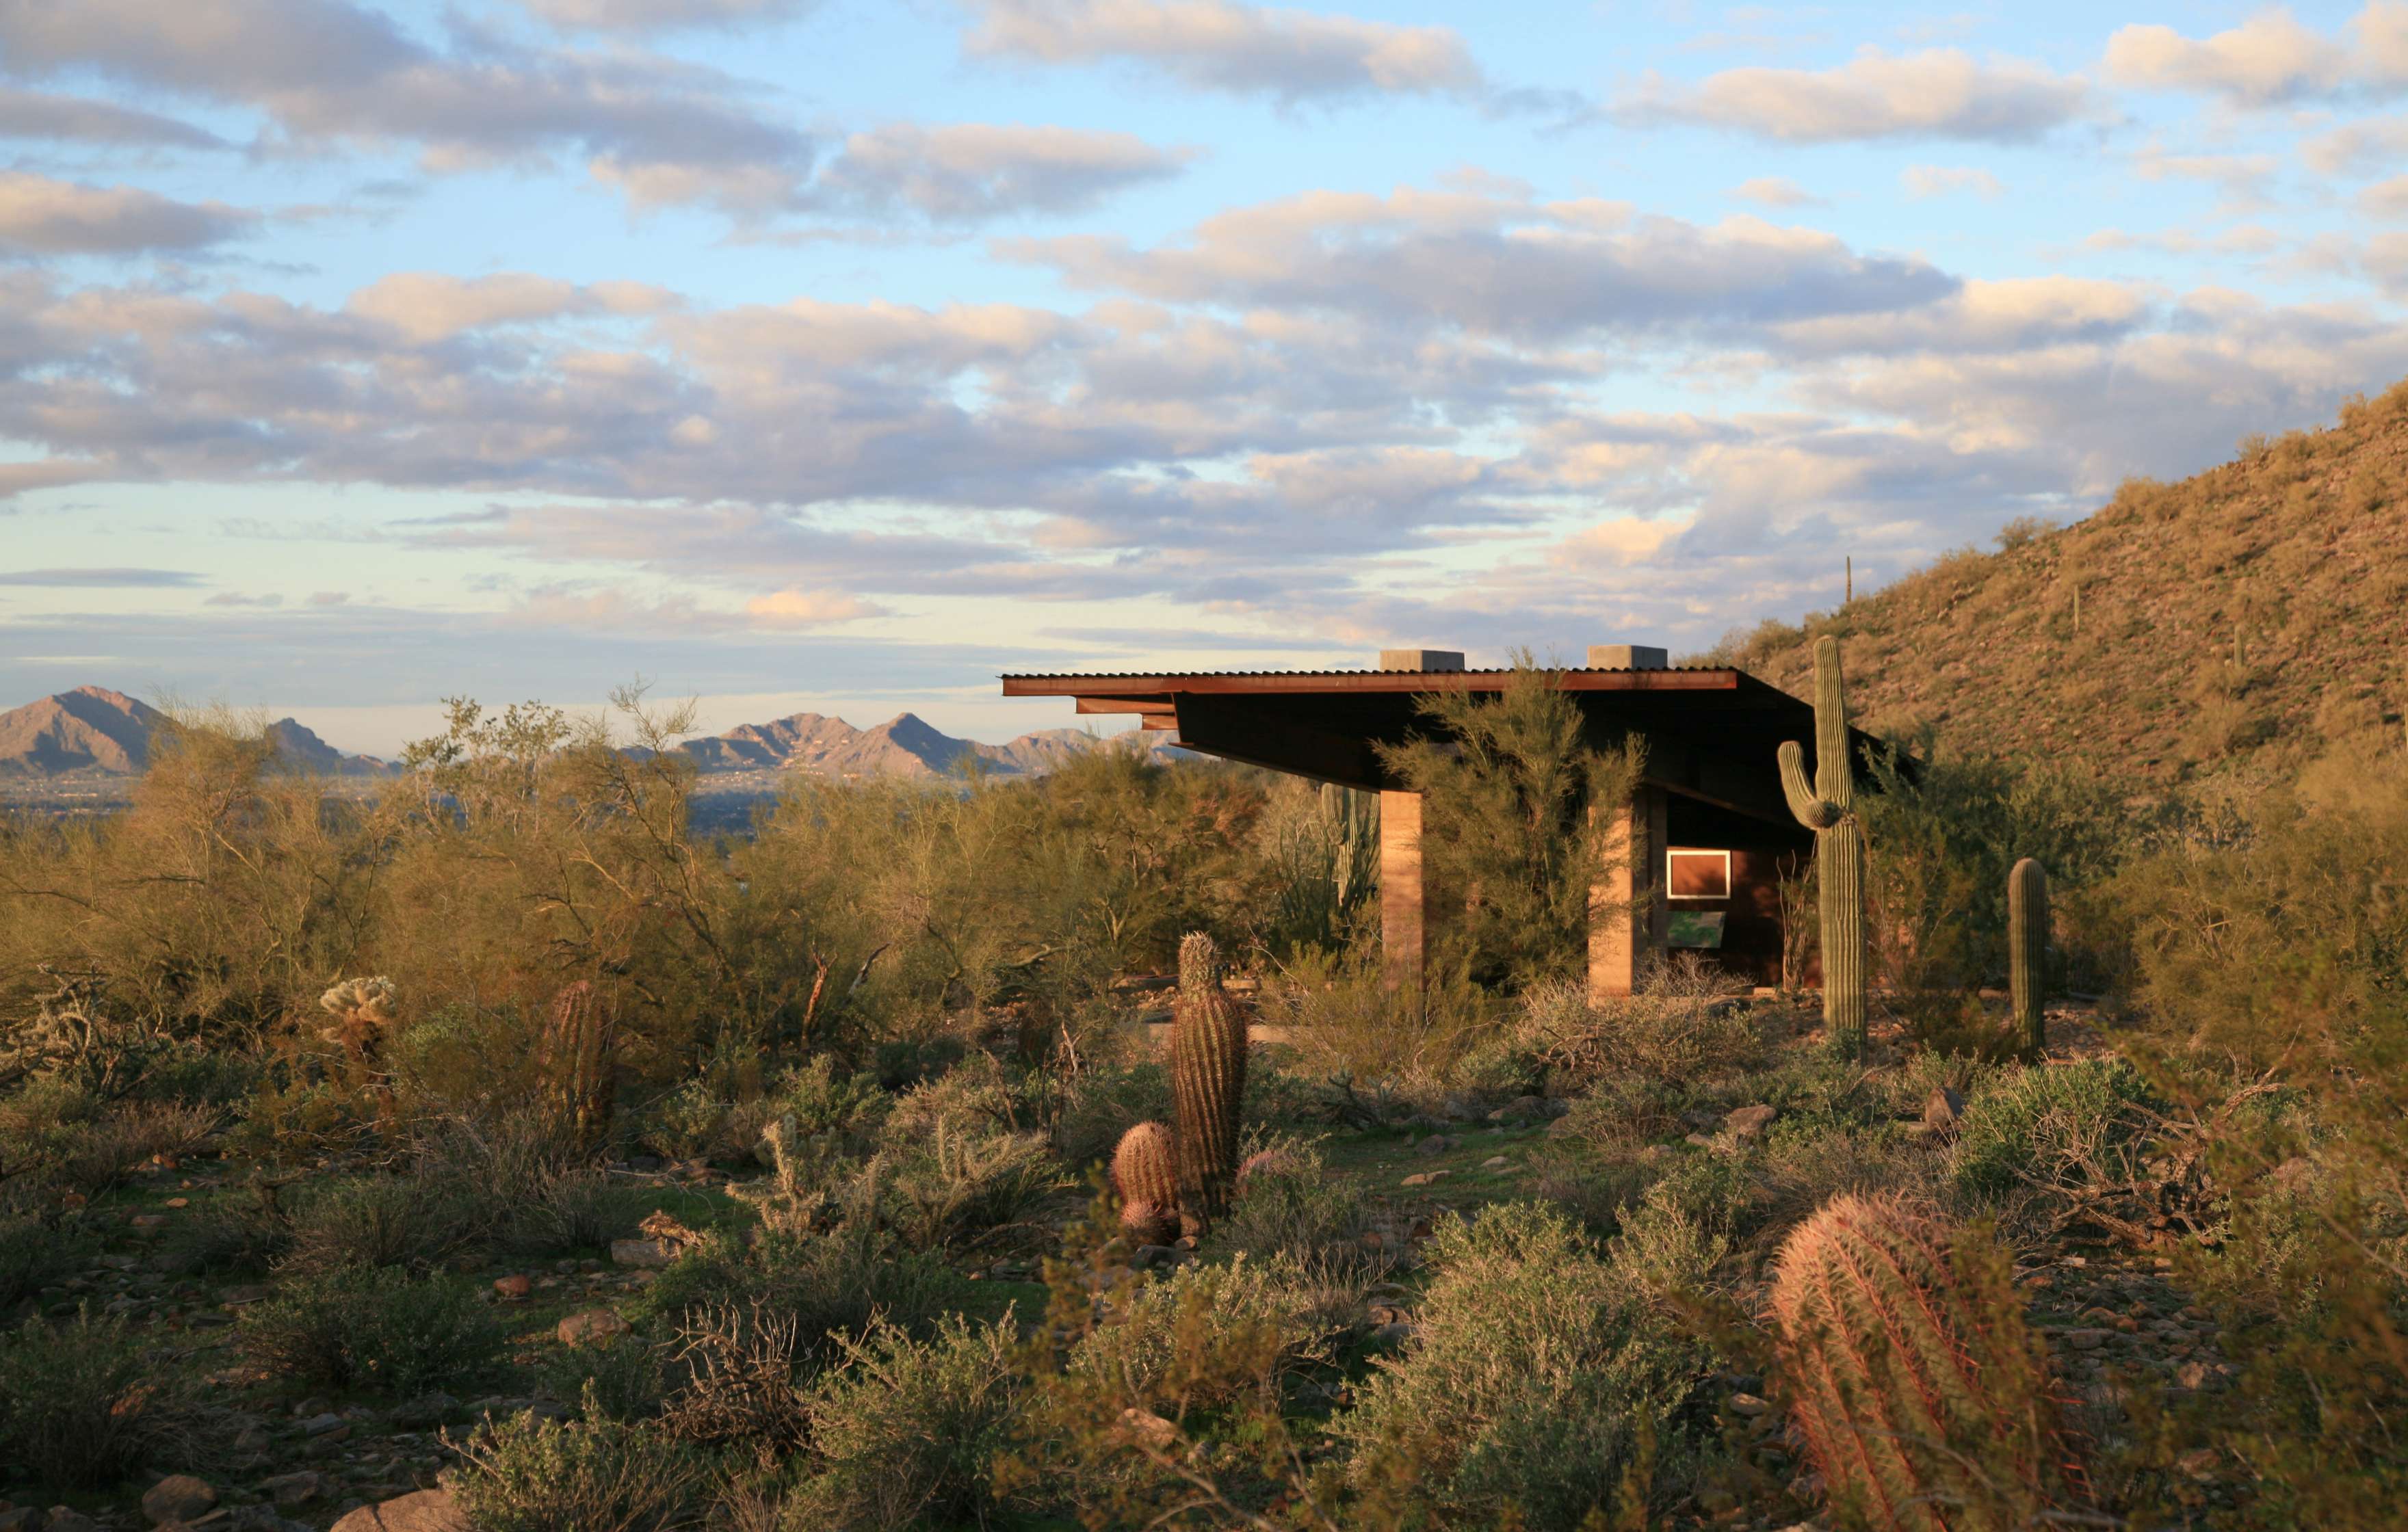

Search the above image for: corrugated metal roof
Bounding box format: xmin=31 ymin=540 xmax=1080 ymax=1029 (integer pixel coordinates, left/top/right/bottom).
xmin=997 ymin=665 xmax=1734 ymax=679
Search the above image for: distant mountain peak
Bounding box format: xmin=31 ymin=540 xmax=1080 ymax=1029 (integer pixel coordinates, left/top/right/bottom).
xmin=0 ymin=687 xmax=389 ymax=780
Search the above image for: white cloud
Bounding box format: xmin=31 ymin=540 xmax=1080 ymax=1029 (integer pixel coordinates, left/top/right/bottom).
xmin=519 ymin=0 xmax=820 ymax=36
xmin=807 ymin=124 xmax=1196 ymax=221
xmin=1618 ymin=48 xmax=2093 ymax=143
xmin=1730 ymin=176 xmax=1824 ymax=208
xmin=1901 ymin=164 xmax=2002 ymax=200
xmin=746 ymin=588 xmax=887 ymax=626
xmin=2105 ymin=3 xmax=2408 ymax=105
xmin=963 ymin=0 xmax=1485 ymax=105
xmin=2361 ymin=174 xmax=2408 ymax=216
xmin=0 ymin=171 xmax=254 ymax=255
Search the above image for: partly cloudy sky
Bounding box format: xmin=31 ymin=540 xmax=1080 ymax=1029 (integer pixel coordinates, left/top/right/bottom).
xmin=5 ymin=1 xmax=2408 ymax=752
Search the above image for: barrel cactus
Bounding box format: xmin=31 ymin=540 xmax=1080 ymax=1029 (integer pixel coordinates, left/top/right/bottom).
xmin=1772 ymin=1194 xmax=2085 ymax=1531
xmin=2009 ymin=859 xmax=2049 ymax=1061
xmin=1777 ymin=635 xmax=1868 ymax=1057
xmin=1111 ymin=1120 xmax=1180 ymax=1245
xmin=1170 ymin=932 xmax=1248 ymax=1217
xmin=538 ymin=980 xmax=617 ymax=1155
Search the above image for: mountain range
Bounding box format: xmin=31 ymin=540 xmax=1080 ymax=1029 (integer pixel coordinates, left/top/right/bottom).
xmin=0 ymin=686 xmax=1181 ymax=785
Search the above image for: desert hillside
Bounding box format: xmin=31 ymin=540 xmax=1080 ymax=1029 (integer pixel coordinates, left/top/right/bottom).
xmin=1714 ymin=380 xmax=2408 ymax=783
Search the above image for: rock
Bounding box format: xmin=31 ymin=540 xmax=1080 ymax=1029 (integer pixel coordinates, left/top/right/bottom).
xmin=328 ymin=1488 xmax=474 ymax=1532
xmin=44 ymin=1511 xmax=102 ymax=1532
xmin=1400 ymin=1170 xmax=1450 ymax=1187
xmin=1116 ymin=1408 xmax=1179 ymax=1452
xmin=1367 ymin=1321 xmax=1415 ymax=1347
xmin=1727 ymin=1392 xmax=1771 ymax=1416
xmin=1131 ymin=1244 xmax=1179 ymax=1271
xmin=1367 ymin=1303 xmax=1410 ymax=1325
xmin=260 ymin=1471 xmax=338 ymax=1509
xmin=1724 ymin=1105 xmax=1779 ymax=1139
xmin=1494 ymin=1095 xmax=1549 ymax=1124
xmin=1443 ymin=1096 xmax=1488 ymax=1124
xmin=557 ymin=1306 xmax=633 ymax=1347
xmin=299 ymin=1410 xmax=349 ymax=1437
xmin=491 ymin=1274 xmax=532 ymax=1299
xmin=218 ymin=1284 xmax=272 ymax=1307
xmin=2064 ymin=1328 xmax=2110 ymax=1351
xmin=610 ymin=1238 xmax=677 ymax=1269
xmin=1922 ymin=1086 xmax=1967 ymax=1135
xmin=1413 ymin=1133 xmax=1455 ymax=1157
xmin=143 ymin=1475 xmax=218 ymax=1524
xmin=1480 ymin=1155 xmax=1508 ymax=1170
xmin=0 ymin=1508 xmax=42 ymax=1532
xmin=387 ymin=1393 xmax=460 ymax=1430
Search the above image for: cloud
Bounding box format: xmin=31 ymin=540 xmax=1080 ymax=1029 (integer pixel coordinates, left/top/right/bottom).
xmin=347 ymin=272 xmax=616 ymax=342
xmin=2104 ymin=3 xmax=2408 ymax=105
xmin=0 ymin=87 xmax=228 ymax=147
xmin=0 ymin=0 xmax=817 ymax=216
xmin=1617 ymin=48 xmax=2093 ymax=143
xmin=519 ymin=0 xmax=821 ymax=36
xmin=962 ymin=0 xmax=1486 ymax=105
xmin=2303 ymin=113 xmax=2408 ymax=174
xmin=203 ymin=591 xmax=286 ymax=606
xmin=806 ymin=124 xmax=1196 ymax=222
xmin=999 ymin=185 xmax=1956 ymax=341
xmin=746 ymin=588 xmax=887 ymax=626
xmin=0 ymin=566 xmax=205 ymax=586
xmin=2361 ymin=174 xmax=2408 ymax=217
xmin=1901 ymin=164 xmax=2002 ymax=200
xmin=1549 ymin=516 xmax=1683 ymax=565
xmin=1731 ymin=176 xmax=1824 ymax=208
xmin=0 ymin=172 xmax=256 ymax=255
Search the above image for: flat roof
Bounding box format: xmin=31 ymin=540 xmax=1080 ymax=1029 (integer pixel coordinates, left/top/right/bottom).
xmin=1002 ymin=662 xmax=1879 ymax=826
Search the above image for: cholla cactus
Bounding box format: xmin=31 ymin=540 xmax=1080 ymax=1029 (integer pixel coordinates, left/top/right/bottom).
xmin=729 ymin=1113 xmax=836 ymax=1237
xmin=1112 ymin=1121 xmax=1180 ymax=1245
xmin=317 ymin=977 xmax=398 ymax=1108
xmin=2009 ymin=859 xmax=2050 ymax=1061
xmin=1777 ymin=635 xmax=1868 ymax=1057
xmin=1170 ymin=933 xmax=1248 ymax=1218
xmin=1772 ymin=1193 xmax=2086 ymax=1531
xmin=537 ymin=980 xmax=616 ymax=1156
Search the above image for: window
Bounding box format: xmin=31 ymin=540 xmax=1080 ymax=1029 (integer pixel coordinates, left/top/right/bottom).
xmin=1666 ymin=847 xmax=1731 ymax=901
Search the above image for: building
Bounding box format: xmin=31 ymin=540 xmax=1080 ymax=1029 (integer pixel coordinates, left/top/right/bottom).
xmin=1002 ymin=645 xmax=1878 ymax=998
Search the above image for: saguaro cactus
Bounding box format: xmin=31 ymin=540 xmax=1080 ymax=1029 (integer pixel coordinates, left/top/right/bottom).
xmin=2009 ymin=858 xmax=2049 ymax=1061
xmin=1772 ymin=1194 xmax=2084 ymax=1531
xmin=1170 ymin=932 xmax=1248 ymax=1217
xmin=538 ymin=980 xmax=617 ymax=1155
xmin=1778 ymin=635 xmax=1868 ymax=1056
xmin=1112 ymin=1121 xmax=1180 ymax=1245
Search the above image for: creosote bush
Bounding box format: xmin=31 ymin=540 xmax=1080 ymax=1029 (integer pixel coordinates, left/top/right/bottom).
xmin=0 ymin=1307 xmax=208 ymax=1489
xmin=239 ymin=1265 xmax=505 ymax=1394
xmin=452 ymin=1382 xmax=712 ymax=1532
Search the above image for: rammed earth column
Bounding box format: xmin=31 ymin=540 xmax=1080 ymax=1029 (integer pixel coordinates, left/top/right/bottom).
xmin=1376 ymin=648 xmax=1463 ymax=992
xmin=1588 ymin=784 xmax=1666 ymax=1001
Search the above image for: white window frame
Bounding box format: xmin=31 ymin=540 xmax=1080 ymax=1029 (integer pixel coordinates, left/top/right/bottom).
xmin=1664 ymin=847 xmax=1732 ymax=902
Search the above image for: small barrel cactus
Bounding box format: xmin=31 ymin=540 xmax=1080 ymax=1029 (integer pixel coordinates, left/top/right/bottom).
xmin=1170 ymin=932 xmax=1248 ymax=1217
xmin=1777 ymin=635 xmax=1868 ymax=1057
xmin=538 ymin=980 xmax=617 ymax=1156
xmin=1772 ymin=1193 xmax=2085 ymax=1531
xmin=1112 ymin=1121 xmax=1180 ymax=1245
xmin=2009 ymin=858 xmax=2049 ymax=1061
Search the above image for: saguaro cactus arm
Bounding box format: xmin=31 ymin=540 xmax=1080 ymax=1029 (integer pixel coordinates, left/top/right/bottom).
xmin=1777 ymin=741 xmax=1842 ymax=829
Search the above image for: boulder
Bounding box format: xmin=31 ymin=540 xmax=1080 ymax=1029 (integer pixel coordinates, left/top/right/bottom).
xmin=1494 ymin=1096 xmax=1549 ymax=1124
xmin=609 ymin=1238 xmax=677 ymax=1269
xmin=1723 ymin=1105 xmax=1779 ymax=1139
xmin=1412 ymin=1133 xmax=1456 ymax=1157
xmin=1922 ymin=1085 xmax=1967 ymax=1136
xmin=491 ymin=1274 xmax=532 ymax=1299
xmin=328 ymin=1489 xmax=474 ymax=1532
xmin=557 ymin=1308 xmax=632 ymax=1347
xmin=142 ymin=1475 xmax=218 ymax=1525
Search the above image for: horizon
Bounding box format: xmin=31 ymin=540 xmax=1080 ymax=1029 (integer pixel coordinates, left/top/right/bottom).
xmin=6 ymin=2 xmax=2408 ymax=755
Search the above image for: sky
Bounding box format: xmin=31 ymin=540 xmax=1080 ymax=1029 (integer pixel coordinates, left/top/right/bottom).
xmin=3 ymin=0 xmax=2407 ymax=755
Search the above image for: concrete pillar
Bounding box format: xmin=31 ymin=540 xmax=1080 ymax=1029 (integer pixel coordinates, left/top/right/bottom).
xmin=1372 ymin=648 xmax=1458 ymax=993
xmin=1589 ymin=784 xmax=1668 ymax=1001
xmin=1380 ymin=789 xmax=1424 ymax=992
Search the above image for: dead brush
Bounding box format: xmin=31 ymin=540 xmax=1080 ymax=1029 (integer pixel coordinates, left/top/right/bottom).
xmin=657 ymin=1301 xmax=810 ymax=1464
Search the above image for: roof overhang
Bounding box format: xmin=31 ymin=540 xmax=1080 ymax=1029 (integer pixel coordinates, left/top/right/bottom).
xmin=1003 ymin=665 xmax=1886 ymax=829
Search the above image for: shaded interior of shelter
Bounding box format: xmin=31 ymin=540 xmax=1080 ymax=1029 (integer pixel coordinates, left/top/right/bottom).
xmin=1003 ymin=647 xmax=1883 ymax=993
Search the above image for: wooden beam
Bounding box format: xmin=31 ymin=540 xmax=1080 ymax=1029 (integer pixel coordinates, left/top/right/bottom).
xmin=1074 ymin=696 xmax=1175 ymax=717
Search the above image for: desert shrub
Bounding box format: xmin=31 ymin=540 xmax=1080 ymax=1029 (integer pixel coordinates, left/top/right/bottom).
xmin=884 ymin=1124 xmax=1062 ymax=1250
xmin=1051 ymin=1060 xmax=1171 ymax=1165
xmin=239 ymin=1265 xmax=504 ymax=1393
xmin=638 ymin=1224 xmax=963 ymax=1379
xmin=1950 ymin=1059 xmax=2155 ymax=1208
xmin=1497 ymin=973 xmax=1765 ymax=1092
xmin=1608 ymin=1183 xmax=1731 ymax=1302
xmin=1333 ymin=1202 xmax=1715 ymax=1524
xmin=1754 ymin=1115 xmax=1931 ymax=1246
xmin=1220 ymin=1141 xmax=1385 ymax=1274
xmin=0 ymin=1308 xmax=207 ymax=1488
xmin=1069 ymin=1256 xmax=1343 ymax=1411
xmin=783 ymin=1315 xmax=1028 ymax=1531
xmin=164 ymin=1180 xmax=293 ymax=1276
xmin=0 ymin=1208 xmax=98 ymax=1308
xmin=0 ymin=1081 xmax=218 ymax=1198
xmin=452 ymin=1382 xmax=714 ymax=1532
xmin=281 ymin=1172 xmax=488 ymax=1275
xmin=1523 ymin=1140 xmax=1655 ymax=1237
xmin=500 ymin=1169 xmax=666 ymax=1260
xmin=549 ymin=1332 xmax=669 ymax=1425
xmin=1640 ymin=1150 xmax=1762 ymax=1242
xmin=388 ymin=1002 xmax=542 ymax=1120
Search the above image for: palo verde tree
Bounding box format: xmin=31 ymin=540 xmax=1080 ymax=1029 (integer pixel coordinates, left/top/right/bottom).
xmin=1378 ymin=656 xmax=1645 ymax=992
